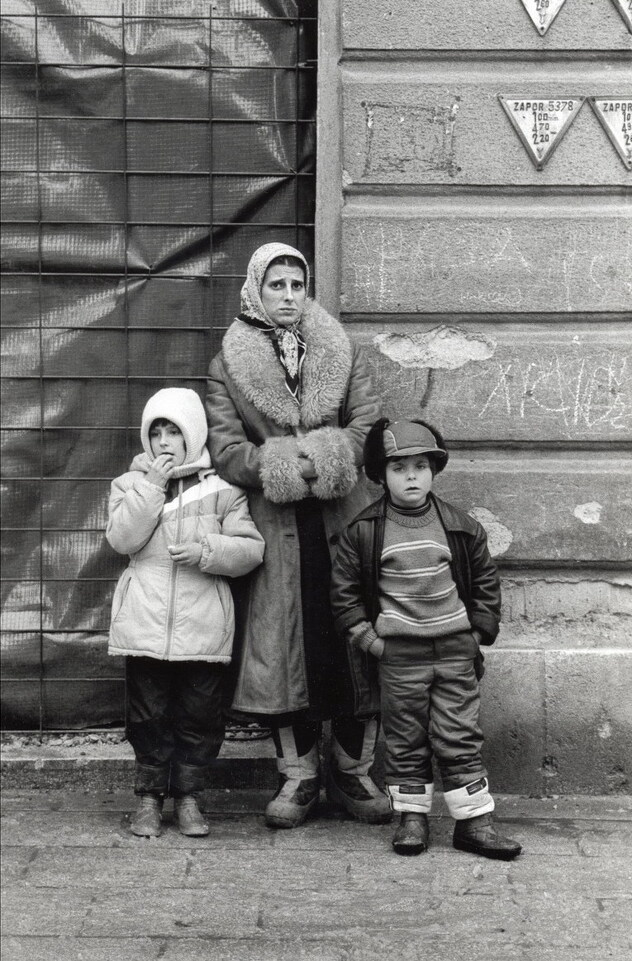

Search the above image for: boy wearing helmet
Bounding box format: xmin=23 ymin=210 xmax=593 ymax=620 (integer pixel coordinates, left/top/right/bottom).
xmin=331 ymin=418 xmax=521 ymax=860
xmin=106 ymin=388 xmax=264 ymax=838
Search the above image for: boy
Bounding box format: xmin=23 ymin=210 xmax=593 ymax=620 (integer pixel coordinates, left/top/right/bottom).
xmin=107 ymin=388 xmax=264 ymax=838
xmin=331 ymin=418 xmax=521 ymax=859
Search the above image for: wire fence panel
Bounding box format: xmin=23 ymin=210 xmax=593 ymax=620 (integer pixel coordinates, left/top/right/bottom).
xmin=0 ymin=0 xmax=317 ymax=731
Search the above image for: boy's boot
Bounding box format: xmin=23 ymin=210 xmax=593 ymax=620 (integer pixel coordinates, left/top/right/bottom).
xmin=265 ymin=724 xmax=320 ymax=829
xmin=392 ymin=813 xmax=429 ymax=855
xmin=174 ymin=796 xmax=210 ymax=837
xmin=130 ymin=794 xmax=163 ymax=837
xmin=453 ymin=813 xmax=522 ymax=860
xmin=387 ymin=783 xmax=433 ymax=855
xmin=327 ymin=717 xmax=392 ymax=823
xmin=444 ymin=775 xmax=522 ymax=860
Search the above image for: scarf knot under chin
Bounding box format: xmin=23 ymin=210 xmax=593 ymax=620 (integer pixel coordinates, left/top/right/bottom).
xmin=238 ymin=312 xmax=306 ymax=404
xmin=239 ymin=242 xmax=310 ymax=405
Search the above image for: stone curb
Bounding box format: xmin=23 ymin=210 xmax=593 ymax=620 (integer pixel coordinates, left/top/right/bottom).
xmin=1 ymin=741 xmax=277 ymax=791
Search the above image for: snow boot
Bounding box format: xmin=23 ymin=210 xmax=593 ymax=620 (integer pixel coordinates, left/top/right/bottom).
xmin=453 ymin=813 xmax=522 ymax=860
xmin=392 ymin=812 xmax=429 ymax=855
xmin=265 ymin=724 xmax=320 ymax=829
xmin=327 ymin=717 xmax=391 ymax=823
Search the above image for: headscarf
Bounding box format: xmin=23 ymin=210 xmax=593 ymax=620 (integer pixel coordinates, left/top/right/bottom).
xmin=239 ymin=243 xmax=310 ymax=404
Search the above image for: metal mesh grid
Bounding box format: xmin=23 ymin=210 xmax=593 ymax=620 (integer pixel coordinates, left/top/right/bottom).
xmin=0 ymin=0 xmax=317 ymax=731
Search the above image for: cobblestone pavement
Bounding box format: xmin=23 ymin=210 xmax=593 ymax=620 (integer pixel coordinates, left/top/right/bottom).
xmin=1 ymin=790 xmax=631 ymax=961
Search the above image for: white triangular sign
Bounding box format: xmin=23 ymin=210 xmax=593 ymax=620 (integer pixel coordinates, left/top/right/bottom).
xmin=610 ymin=0 xmax=632 ymax=33
xmin=590 ymin=98 xmax=632 ymax=170
xmin=519 ymin=0 xmax=569 ymax=35
xmin=499 ymin=96 xmax=585 ymax=170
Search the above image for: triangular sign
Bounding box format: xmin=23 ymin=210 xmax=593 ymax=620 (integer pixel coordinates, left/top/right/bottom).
xmin=589 ymin=98 xmax=632 ymax=170
xmin=519 ymin=0 xmax=569 ymax=35
xmin=499 ymin=96 xmax=585 ymax=170
xmin=610 ymin=0 xmax=632 ymax=34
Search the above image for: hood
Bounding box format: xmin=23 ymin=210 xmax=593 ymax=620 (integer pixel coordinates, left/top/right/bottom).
xmin=240 ymin=242 xmax=310 ymax=326
xmin=139 ymin=387 xmax=211 ymax=478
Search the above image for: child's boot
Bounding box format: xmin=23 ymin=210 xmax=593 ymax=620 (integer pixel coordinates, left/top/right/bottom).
xmin=453 ymin=813 xmax=521 ymax=860
xmin=130 ymin=794 xmax=163 ymax=837
xmin=387 ymin=783 xmax=433 ymax=854
xmin=444 ymin=775 xmax=522 ymax=861
xmin=265 ymin=723 xmax=320 ymax=829
xmin=175 ymin=795 xmax=210 ymax=837
xmin=327 ymin=717 xmax=392 ymax=823
xmin=392 ymin=812 xmax=429 ymax=855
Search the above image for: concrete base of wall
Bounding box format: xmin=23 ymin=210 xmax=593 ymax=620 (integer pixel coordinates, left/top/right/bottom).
xmin=0 ymin=738 xmax=278 ymax=792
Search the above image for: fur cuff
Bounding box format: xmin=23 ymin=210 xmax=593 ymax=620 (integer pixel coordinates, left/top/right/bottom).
xmin=299 ymin=427 xmax=358 ymax=501
xmin=259 ymin=436 xmax=310 ymax=504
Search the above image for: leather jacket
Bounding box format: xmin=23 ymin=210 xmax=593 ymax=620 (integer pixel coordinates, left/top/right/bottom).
xmin=330 ymin=493 xmax=502 ymax=718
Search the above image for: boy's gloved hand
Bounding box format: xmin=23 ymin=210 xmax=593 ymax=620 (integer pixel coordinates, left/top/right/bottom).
xmin=145 ymin=453 xmax=175 ymax=489
xmin=168 ymin=543 xmax=203 ymax=566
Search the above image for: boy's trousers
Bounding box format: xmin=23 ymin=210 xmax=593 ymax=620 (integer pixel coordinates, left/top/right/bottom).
xmin=379 ymin=633 xmax=487 ymax=792
xmin=126 ymin=657 xmax=225 ymax=798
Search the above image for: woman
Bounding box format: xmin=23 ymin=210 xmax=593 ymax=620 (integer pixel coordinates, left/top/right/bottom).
xmin=206 ymin=242 xmax=390 ymax=828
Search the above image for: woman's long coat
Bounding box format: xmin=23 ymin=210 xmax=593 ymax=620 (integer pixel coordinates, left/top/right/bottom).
xmin=206 ymin=300 xmax=380 ymax=715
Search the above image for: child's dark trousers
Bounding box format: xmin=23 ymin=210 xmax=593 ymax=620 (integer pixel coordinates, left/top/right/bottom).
xmin=126 ymin=656 xmax=225 ymax=798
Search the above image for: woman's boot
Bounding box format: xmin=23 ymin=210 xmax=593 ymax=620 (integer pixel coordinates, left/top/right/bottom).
xmin=265 ymin=722 xmax=320 ymax=829
xmin=327 ymin=717 xmax=391 ymax=823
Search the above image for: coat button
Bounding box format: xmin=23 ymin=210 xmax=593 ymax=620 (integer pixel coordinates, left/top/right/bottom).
xmin=329 ymin=533 xmax=339 ymax=545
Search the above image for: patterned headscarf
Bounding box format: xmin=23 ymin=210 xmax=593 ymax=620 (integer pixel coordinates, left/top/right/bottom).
xmin=239 ymin=243 xmax=310 ymax=404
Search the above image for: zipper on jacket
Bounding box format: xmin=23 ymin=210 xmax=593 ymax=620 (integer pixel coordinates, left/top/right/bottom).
xmin=370 ymin=506 xmax=385 ymax=623
xmin=164 ymin=478 xmax=184 ymax=658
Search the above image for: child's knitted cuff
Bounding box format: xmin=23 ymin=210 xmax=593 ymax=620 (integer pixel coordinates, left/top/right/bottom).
xmin=348 ymin=621 xmax=383 ymax=658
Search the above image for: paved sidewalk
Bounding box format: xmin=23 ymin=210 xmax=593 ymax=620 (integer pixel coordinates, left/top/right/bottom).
xmin=1 ymin=789 xmax=631 ymax=961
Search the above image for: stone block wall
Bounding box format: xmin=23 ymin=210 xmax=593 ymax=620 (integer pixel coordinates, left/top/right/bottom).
xmin=317 ymin=0 xmax=632 ymax=794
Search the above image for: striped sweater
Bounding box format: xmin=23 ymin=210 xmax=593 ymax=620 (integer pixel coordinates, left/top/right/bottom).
xmin=375 ymin=501 xmax=471 ymax=639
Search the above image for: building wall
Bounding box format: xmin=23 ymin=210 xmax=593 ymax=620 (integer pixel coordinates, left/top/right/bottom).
xmin=317 ymin=1 xmax=632 ymax=794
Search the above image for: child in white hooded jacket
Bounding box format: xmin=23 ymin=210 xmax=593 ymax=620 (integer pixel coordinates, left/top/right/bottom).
xmin=107 ymin=388 xmax=264 ymax=838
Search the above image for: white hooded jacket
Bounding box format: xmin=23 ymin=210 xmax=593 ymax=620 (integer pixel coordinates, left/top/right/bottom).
xmin=106 ymin=389 xmax=265 ymax=661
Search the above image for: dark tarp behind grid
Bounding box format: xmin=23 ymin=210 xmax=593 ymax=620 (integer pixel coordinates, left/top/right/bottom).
xmin=0 ymin=0 xmax=316 ymax=729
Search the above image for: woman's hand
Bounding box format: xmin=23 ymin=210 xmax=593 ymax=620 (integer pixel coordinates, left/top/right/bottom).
xmin=145 ymin=453 xmax=175 ymax=489
xmin=298 ymin=455 xmax=317 ymax=480
xmin=168 ymin=543 xmax=203 ymax=566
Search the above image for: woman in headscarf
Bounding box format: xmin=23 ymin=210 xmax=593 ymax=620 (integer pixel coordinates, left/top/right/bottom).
xmin=206 ymin=242 xmax=390 ymax=828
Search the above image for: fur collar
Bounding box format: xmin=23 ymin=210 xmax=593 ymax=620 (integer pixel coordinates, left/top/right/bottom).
xmin=221 ymin=299 xmax=352 ymax=428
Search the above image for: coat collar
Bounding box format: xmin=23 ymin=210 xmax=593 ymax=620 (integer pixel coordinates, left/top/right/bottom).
xmin=351 ymin=493 xmax=479 ymax=534
xmin=221 ymin=299 xmax=353 ymax=429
